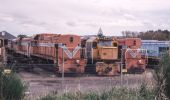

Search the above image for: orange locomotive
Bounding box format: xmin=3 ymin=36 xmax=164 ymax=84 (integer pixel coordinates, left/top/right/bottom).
xmin=118 ymin=38 xmax=147 ymax=73
xmin=10 ymin=33 xmax=86 ymax=74
xmin=12 ymin=37 xmax=32 ymax=56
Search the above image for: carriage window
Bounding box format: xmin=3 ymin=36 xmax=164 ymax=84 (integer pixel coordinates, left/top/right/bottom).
xmin=113 ymin=43 xmax=117 ymax=47
xmin=98 ymin=41 xmax=112 ymax=46
xmin=70 ymin=37 xmax=74 ymax=43
xmin=93 ymin=42 xmax=97 ymax=48
xmin=133 ymin=40 xmax=136 ymax=45
xmin=159 ymin=47 xmax=169 ymax=57
xmin=4 ymin=40 xmax=8 ymax=45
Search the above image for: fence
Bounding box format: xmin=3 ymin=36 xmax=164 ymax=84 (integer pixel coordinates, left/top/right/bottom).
xmin=3 ymin=48 xmax=154 ymax=100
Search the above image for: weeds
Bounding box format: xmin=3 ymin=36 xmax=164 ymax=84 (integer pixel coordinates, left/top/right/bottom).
xmin=153 ymin=53 xmax=170 ymax=99
xmin=40 ymin=85 xmax=155 ymax=100
xmin=0 ymin=68 xmax=26 ymax=100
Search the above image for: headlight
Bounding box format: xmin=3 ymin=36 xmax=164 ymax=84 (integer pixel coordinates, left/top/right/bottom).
xmin=138 ymin=60 xmax=142 ymax=64
xmin=76 ymin=60 xmax=80 ymax=64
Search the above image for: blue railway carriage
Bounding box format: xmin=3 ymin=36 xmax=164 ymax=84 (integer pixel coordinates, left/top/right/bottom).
xmin=141 ymin=40 xmax=169 ymax=57
xmin=141 ymin=40 xmax=169 ymax=67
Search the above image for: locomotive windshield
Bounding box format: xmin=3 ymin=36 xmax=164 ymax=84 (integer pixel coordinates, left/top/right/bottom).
xmin=98 ymin=41 xmax=112 ymax=46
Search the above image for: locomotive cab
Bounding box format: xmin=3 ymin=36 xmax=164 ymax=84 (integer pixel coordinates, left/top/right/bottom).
xmin=97 ymin=37 xmax=118 ymax=60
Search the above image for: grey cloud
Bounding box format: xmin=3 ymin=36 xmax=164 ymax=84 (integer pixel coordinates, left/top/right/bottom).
xmin=66 ymin=21 xmax=77 ymax=27
xmin=85 ymin=23 xmax=98 ymax=28
xmin=0 ymin=0 xmax=170 ymax=36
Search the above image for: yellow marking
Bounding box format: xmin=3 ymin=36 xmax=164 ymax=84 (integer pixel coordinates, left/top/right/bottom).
xmin=4 ymin=69 xmax=11 ymax=74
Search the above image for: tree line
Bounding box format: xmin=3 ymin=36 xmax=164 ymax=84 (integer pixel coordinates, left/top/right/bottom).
xmin=122 ymin=30 xmax=170 ymax=40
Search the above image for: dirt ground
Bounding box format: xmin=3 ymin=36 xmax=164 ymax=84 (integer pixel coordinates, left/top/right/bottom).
xmin=18 ymin=68 xmax=155 ymax=100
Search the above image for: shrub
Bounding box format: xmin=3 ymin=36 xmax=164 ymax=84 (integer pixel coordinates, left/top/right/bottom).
xmin=0 ymin=68 xmax=26 ymax=100
xmin=153 ymin=53 xmax=170 ymax=99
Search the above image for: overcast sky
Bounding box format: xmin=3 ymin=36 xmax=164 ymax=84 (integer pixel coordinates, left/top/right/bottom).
xmin=0 ymin=0 xmax=170 ymax=36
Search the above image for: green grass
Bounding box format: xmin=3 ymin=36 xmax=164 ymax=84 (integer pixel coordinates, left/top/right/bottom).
xmin=40 ymin=85 xmax=156 ymax=100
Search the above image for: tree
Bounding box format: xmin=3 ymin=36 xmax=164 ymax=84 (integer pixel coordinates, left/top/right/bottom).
xmin=137 ymin=30 xmax=170 ymax=40
xmin=17 ymin=34 xmax=28 ymax=38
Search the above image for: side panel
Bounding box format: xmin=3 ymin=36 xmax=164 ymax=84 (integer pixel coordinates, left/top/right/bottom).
xmin=99 ymin=48 xmax=118 ymax=60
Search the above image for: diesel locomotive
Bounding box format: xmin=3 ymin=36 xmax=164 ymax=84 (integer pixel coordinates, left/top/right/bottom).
xmin=8 ymin=33 xmax=87 ymax=74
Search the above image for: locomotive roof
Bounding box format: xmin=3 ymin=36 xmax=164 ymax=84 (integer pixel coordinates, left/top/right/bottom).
xmin=86 ymin=37 xmax=97 ymax=42
xmin=33 ymin=33 xmax=79 ymax=37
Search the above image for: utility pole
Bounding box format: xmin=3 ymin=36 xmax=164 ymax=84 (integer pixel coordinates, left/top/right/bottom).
xmin=62 ymin=45 xmax=65 ymax=92
xmin=169 ymin=32 xmax=170 ymax=55
xmin=0 ymin=73 xmax=3 ymax=100
xmin=120 ymin=49 xmax=123 ymax=86
xmin=0 ymin=38 xmax=4 ymax=99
